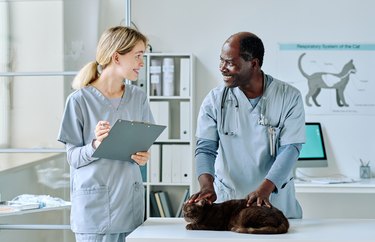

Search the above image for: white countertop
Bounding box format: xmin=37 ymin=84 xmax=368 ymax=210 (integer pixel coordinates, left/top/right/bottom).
xmin=295 ymin=178 xmax=375 ymax=193
xmin=126 ymin=218 xmax=375 ymax=242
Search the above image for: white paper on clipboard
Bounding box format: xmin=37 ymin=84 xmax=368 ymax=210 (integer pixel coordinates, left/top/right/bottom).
xmin=92 ymin=119 xmax=166 ymax=161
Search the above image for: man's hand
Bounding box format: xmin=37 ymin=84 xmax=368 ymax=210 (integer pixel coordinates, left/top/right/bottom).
xmin=188 ymin=174 xmax=217 ymax=204
xmin=246 ymin=179 xmax=275 ymax=207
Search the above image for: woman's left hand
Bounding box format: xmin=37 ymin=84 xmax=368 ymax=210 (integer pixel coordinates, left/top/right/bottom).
xmin=131 ymin=151 xmax=150 ymax=166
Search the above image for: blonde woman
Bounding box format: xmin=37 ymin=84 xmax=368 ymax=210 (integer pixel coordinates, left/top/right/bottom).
xmin=58 ymin=26 xmax=153 ymax=242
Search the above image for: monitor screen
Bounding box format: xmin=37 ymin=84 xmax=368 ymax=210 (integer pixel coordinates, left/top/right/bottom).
xmin=297 ymin=122 xmax=328 ymax=168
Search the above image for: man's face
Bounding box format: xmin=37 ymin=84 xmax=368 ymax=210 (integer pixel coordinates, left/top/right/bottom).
xmin=219 ymin=40 xmax=252 ymax=88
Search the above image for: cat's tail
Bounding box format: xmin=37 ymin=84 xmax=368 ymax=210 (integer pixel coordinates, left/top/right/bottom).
xmin=248 ymin=223 xmax=289 ymax=234
xmin=298 ymin=53 xmax=310 ymax=79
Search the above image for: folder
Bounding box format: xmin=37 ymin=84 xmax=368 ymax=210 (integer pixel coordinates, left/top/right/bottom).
xmin=150 ymin=144 xmax=161 ymax=182
xmin=179 ymin=145 xmax=192 ymax=183
xmin=150 ymin=191 xmax=161 ymax=217
xmin=171 ymin=145 xmax=182 ymax=183
xmin=175 ymin=188 xmax=190 ymax=217
xmin=180 ymin=101 xmax=190 ymax=141
xmin=162 ymin=145 xmax=172 ymax=183
xmin=154 ymin=192 xmax=165 ymax=217
xmin=150 ymin=101 xmax=170 ymax=140
xmin=134 ymin=56 xmax=147 ymax=93
xmin=92 ymin=119 xmax=166 ymax=161
xmin=158 ymin=191 xmax=173 ymax=217
xmin=170 ymin=145 xmax=191 ymax=184
xmin=179 ymin=58 xmax=190 ymax=97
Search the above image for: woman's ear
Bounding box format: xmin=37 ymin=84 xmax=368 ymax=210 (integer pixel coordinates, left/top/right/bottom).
xmin=112 ymin=52 xmax=120 ymax=64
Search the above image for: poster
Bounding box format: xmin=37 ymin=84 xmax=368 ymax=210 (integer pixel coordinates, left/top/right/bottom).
xmin=277 ymin=43 xmax=375 ymax=115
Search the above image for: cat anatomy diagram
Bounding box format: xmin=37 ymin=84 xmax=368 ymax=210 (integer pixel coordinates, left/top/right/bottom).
xmin=278 ymin=43 xmax=375 ymax=115
xmin=298 ymin=53 xmax=356 ymax=108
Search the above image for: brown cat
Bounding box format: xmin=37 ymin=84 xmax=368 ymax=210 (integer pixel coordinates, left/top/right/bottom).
xmin=183 ymin=199 xmax=289 ymax=234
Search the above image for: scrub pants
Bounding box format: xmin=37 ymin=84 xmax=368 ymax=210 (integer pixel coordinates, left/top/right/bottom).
xmin=75 ymin=232 xmax=130 ymax=242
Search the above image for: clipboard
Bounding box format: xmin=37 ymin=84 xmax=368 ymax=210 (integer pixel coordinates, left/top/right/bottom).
xmin=92 ymin=119 xmax=166 ymax=161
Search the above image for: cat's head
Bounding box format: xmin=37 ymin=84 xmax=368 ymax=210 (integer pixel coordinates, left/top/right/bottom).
xmin=183 ymin=199 xmax=210 ymax=223
xmin=344 ymin=59 xmax=356 ymax=74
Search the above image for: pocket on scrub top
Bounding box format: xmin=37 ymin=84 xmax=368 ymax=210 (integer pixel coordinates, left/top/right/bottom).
xmin=71 ymin=186 xmax=110 ymax=233
xmin=132 ymin=181 xmax=145 ymax=225
xmin=214 ymin=178 xmax=235 ymax=202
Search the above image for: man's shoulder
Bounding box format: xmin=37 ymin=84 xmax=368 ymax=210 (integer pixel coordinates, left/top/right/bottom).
xmin=206 ymin=85 xmax=225 ymax=98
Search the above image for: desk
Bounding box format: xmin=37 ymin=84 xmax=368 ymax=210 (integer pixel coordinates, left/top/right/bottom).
xmin=126 ymin=218 xmax=375 ymax=242
xmin=295 ymin=179 xmax=375 ymax=218
xmin=295 ymin=178 xmax=375 ymax=193
xmin=0 ymin=204 xmax=71 ymax=230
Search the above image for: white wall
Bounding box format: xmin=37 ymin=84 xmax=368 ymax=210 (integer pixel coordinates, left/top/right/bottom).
xmin=131 ymin=0 xmax=375 ymax=181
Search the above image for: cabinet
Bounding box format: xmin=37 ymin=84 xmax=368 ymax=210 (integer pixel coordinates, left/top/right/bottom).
xmin=134 ymin=53 xmax=195 ymax=218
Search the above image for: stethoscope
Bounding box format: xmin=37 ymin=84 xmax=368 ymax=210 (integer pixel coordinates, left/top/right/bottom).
xmin=220 ymin=87 xmax=239 ymax=136
xmin=220 ymin=75 xmax=278 ymax=156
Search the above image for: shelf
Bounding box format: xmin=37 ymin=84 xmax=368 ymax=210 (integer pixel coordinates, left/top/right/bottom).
xmin=140 ymin=53 xmax=194 ymax=218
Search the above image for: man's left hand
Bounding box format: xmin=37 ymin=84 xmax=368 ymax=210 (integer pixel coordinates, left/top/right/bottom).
xmin=246 ymin=179 xmax=275 ymax=207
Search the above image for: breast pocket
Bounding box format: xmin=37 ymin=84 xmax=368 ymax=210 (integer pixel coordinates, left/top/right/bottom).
xmin=71 ymin=186 xmax=110 ymax=233
xmin=214 ymin=178 xmax=235 ymax=202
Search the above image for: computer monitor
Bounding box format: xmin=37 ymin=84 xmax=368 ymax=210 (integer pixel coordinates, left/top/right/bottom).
xmin=296 ymin=122 xmax=328 ymax=168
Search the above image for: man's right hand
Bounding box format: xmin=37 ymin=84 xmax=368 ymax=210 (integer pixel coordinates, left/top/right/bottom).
xmin=187 ymin=174 xmax=217 ymax=204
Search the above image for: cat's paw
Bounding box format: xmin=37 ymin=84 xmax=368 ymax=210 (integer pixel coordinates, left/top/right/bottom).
xmin=186 ymin=224 xmax=195 ymax=230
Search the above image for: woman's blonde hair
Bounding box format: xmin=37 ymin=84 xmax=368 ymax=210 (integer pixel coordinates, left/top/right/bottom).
xmin=72 ymin=26 xmax=148 ymax=89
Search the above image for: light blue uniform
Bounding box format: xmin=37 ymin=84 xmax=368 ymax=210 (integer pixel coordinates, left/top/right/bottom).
xmin=57 ymin=84 xmax=153 ymax=234
xmin=196 ymin=74 xmax=305 ymax=218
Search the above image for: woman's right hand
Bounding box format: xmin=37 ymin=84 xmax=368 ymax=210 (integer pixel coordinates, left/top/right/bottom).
xmin=93 ymin=121 xmax=110 ymax=149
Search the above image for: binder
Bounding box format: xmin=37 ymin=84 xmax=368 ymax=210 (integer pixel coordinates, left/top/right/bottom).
xmin=150 ymin=101 xmax=170 ymax=140
xmin=180 ymin=101 xmax=190 ymax=141
xmin=154 ymin=192 xmax=165 ymax=217
xmin=179 ymin=58 xmax=190 ymax=97
xmin=171 ymin=145 xmax=182 ymax=183
xmin=134 ymin=56 xmax=147 ymax=93
xmin=150 ymin=145 xmax=161 ymax=182
xmin=170 ymin=145 xmax=191 ymax=183
xmin=161 ymin=145 xmax=172 ymax=183
xmin=175 ymin=188 xmax=190 ymax=217
xmin=149 ymin=191 xmax=161 ymax=217
xmin=92 ymin=119 xmax=166 ymax=161
xmin=158 ymin=191 xmax=173 ymax=217
xmin=179 ymin=145 xmax=192 ymax=183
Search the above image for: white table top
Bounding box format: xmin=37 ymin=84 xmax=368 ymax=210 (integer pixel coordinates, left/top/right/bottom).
xmin=295 ymin=178 xmax=375 ymax=193
xmin=126 ymin=218 xmax=375 ymax=242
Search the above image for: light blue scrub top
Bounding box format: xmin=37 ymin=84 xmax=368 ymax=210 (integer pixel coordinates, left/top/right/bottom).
xmin=57 ymin=84 xmax=154 ymax=233
xmin=196 ymin=74 xmax=305 ymax=218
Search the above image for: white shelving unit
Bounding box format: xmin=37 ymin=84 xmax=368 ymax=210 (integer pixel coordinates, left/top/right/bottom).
xmin=134 ymin=53 xmax=195 ymax=218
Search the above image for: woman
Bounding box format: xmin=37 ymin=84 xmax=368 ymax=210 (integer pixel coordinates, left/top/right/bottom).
xmin=58 ymin=26 xmax=153 ymax=242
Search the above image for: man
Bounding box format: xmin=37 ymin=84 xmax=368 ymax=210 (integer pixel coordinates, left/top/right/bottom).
xmin=189 ymin=32 xmax=305 ymax=218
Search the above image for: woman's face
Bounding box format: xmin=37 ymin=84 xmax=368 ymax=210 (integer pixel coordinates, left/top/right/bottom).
xmin=118 ymin=41 xmax=146 ymax=81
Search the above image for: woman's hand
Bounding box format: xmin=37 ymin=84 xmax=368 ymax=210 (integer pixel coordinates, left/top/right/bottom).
xmin=93 ymin=121 xmax=111 ymax=149
xmin=131 ymin=151 xmax=150 ymax=166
